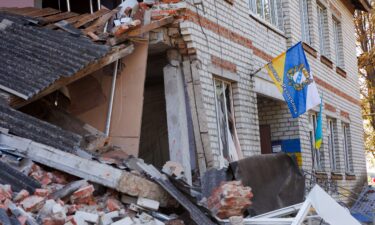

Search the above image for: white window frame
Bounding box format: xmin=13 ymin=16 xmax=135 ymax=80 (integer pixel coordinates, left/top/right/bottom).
xmin=332 ymin=17 xmax=343 ymax=68
xmin=310 ymin=113 xmax=323 ymax=171
xmin=317 ymin=4 xmax=327 ymax=55
xmin=343 ymin=123 xmax=353 ymax=173
xmin=327 ymin=118 xmax=337 ymax=171
xmin=213 ymin=79 xmax=239 ymax=167
xmin=249 ymin=0 xmax=283 ymax=30
xmin=300 ymin=0 xmax=311 ymax=44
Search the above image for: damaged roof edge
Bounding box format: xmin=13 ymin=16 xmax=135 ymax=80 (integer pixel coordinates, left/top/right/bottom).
xmin=6 ymin=44 xmax=134 ymax=109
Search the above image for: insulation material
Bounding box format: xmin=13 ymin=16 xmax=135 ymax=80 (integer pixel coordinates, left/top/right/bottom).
xmin=75 ymin=43 xmax=148 ymax=156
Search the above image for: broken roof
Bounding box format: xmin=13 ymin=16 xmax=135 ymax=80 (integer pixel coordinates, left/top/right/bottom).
xmin=0 ymin=12 xmax=110 ymax=100
xmin=0 ymin=104 xmax=81 ymax=153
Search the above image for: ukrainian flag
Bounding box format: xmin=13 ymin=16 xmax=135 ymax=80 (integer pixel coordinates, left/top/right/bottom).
xmin=265 ymin=42 xmax=320 ymax=118
xmin=315 ymin=99 xmax=323 ymax=150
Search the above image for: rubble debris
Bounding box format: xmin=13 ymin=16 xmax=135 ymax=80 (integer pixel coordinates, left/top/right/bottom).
xmin=0 ymin=208 xmax=11 ymax=225
xmin=0 ymin=131 xmax=172 ymax=205
xmin=207 ymin=181 xmax=253 ymax=219
xmin=162 ymin=161 xmax=185 ymax=180
xmin=49 ymin=180 xmax=88 ymax=200
xmin=20 ymin=195 xmax=45 ymax=212
xmin=229 ymin=154 xmax=305 ymax=215
xmin=0 ymin=160 xmax=41 ymax=193
xmin=137 ymin=197 xmax=160 ymax=211
xmin=111 ymin=216 xmax=133 ymax=225
xmin=137 ymin=161 xmax=216 ymax=225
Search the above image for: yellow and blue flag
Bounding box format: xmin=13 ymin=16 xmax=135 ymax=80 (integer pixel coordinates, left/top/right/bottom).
xmin=315 ymin=98 xmax=323 ymax=150
xmin=265 ymin=42 xmax=320 ymax=118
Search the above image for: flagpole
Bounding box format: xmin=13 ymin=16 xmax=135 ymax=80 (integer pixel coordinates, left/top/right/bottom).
xmin=250 ymin=62 xmax=271 ymax=78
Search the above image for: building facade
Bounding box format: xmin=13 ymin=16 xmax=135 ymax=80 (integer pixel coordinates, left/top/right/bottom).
xmin=1 ymin=0 xmax=370 ymax=201
xmin=177 ymin=0 xmax=370 ymax=199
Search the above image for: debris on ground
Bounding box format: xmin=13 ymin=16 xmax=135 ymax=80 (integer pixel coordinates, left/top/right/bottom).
xmin=206 ymin=181 xmax=253 ymax=219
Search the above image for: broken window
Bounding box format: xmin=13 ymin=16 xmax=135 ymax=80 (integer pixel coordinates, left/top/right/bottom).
xmin=300 ymin=0 xmax=311 ymax=45
xmin=343 ymin=123 xmax=353 ymax=173
xmin=213 ymin=79 xmax=240 ymax=167
xmin=248 ymin=0 xmax=283 ymax=30
xmin=327 ymin=118 xmax=337 ymax=171
xmin=309 ymin=113 xmax=323 ymax=171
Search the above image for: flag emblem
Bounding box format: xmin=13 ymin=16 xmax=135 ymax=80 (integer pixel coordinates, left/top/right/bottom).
xmin=265 ymin=42 xmax=320 ymax=118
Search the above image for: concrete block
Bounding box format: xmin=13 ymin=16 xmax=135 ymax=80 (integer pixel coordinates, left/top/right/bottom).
xmin=111 ymin=217 xmax=133 ymax=225
xmin=137 ymin=197 xmax=160 ymax=211
xmin=74 ymin=211 xmax=99 ymax=224
xmin=100 ymin=211 xmax=119 ymax=225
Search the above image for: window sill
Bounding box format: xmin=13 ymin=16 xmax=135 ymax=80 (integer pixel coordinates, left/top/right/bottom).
xmin=331 ymin=172 xmax=344 ymax=180
xmin=315 ymin=171 xmax=329 ymax=179
xmin=248 ymin=13 xmax=286 ymax=39
xmin=302 ymin=42 xmax=318 ymax=58
xmin=346 ymin=173 xmax=356 ymax=180
xmin=320 ymin=55 xmax=333 ymax=69
xmin=336 ymin=66 xmax=347 ymax=78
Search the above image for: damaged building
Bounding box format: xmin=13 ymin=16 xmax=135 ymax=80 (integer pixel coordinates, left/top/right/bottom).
xmin=0 ymin=0 xmax=372 ymax=224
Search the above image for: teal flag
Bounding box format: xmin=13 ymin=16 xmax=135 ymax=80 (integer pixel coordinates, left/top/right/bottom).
xmin=315 ymin=98 xmax=323 ymax=150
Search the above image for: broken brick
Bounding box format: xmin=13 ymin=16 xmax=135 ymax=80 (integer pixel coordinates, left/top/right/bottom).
xmin=207 ymin=181 xmax=253 ymax=219
xmin=42 ymin=217 xmax=65 ymax=225
xmin=0 ymin=184 xmax=12 ymax=202
xmin=70 ymin=185 xmax=94 ymax=204
xmin=14 ymin=190 xmax=30 ymax=202
xmin=20 ymin=196 xmax=45 ymax=212
xmin=35 ymin=188 xmax=50 ymax=197
xmin=106 ymin=198 xmax=122 ymax=212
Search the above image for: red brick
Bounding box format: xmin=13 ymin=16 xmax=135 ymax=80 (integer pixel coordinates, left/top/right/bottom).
xmin=70 ymin=185 xmax=94 ymax=204
xmin=324 ymin=103 xmax=337 ymax=113
xmin=207 ymin=181 xmax=253 ymax=219
xmin=35 ymin=189 xmax=50 ymax=197
xmin=20 ymin=196 xmax=45 ymax=212
xmin=340 ymin=110 xmax=350 ymax=120
xmin=14 ymin=190 xmax=30 ymax=202
xmin=0 ymin=185 xmax=12 ymax=202
xmin=42 ymin=217 xmax=65 ymax=225
xmin=106 ymin=198 xmax=122 ymax=212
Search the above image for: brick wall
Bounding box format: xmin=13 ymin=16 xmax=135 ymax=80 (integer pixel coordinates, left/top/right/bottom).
xmin=179 ymin=0 xmax=366 ymax=196
xmin=258 ymin=96 xmax=300 ymax=142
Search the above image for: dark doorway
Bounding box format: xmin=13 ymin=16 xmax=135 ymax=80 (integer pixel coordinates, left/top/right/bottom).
xmin=260 ymin=125 xmax=272 ymax=154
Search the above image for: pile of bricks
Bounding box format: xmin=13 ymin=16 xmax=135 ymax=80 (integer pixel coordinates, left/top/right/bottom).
xmin=0 ymin=162 xmax=184 ymax=225
xmin=207 ymin=181 xmax=253 ymax=219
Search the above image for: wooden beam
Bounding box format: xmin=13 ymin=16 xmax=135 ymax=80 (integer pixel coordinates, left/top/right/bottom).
xmin=108 ymin=16 xmax=174 ymax=46
xmin=0 ymin=132 xmax=171 ymax=206
xmin=74 ymin=8 xmax=110 ymax=28
xmin=27 ymin=8 xmax=61 ymax=18
xmin=84 ymin=10 xmax=118 ymax=33
xmin=10 ymin=44 xmax=134 ymax=109
xmin=42 ymin=12 xmax=79 ymax=24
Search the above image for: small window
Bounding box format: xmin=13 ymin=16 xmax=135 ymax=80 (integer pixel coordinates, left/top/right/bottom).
xmin=300 ymin=0 xmax=311 ymax=44
xmin=333 ymin=18 xmax=344 ymax=68
xmin=214 ymin=79 xmax=240 ymax=167
xmin=249 ymin=0 xmax=284 ymax=30
xmin=343 ymin=123 xmax=353 ymax=173
xmin=327 ymin=118 xmax=338 ymax=171
xmin=310 ymin=113 xmax=323 ymax=171
xmin=317 ymin=3 xmax=328 ymax=56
